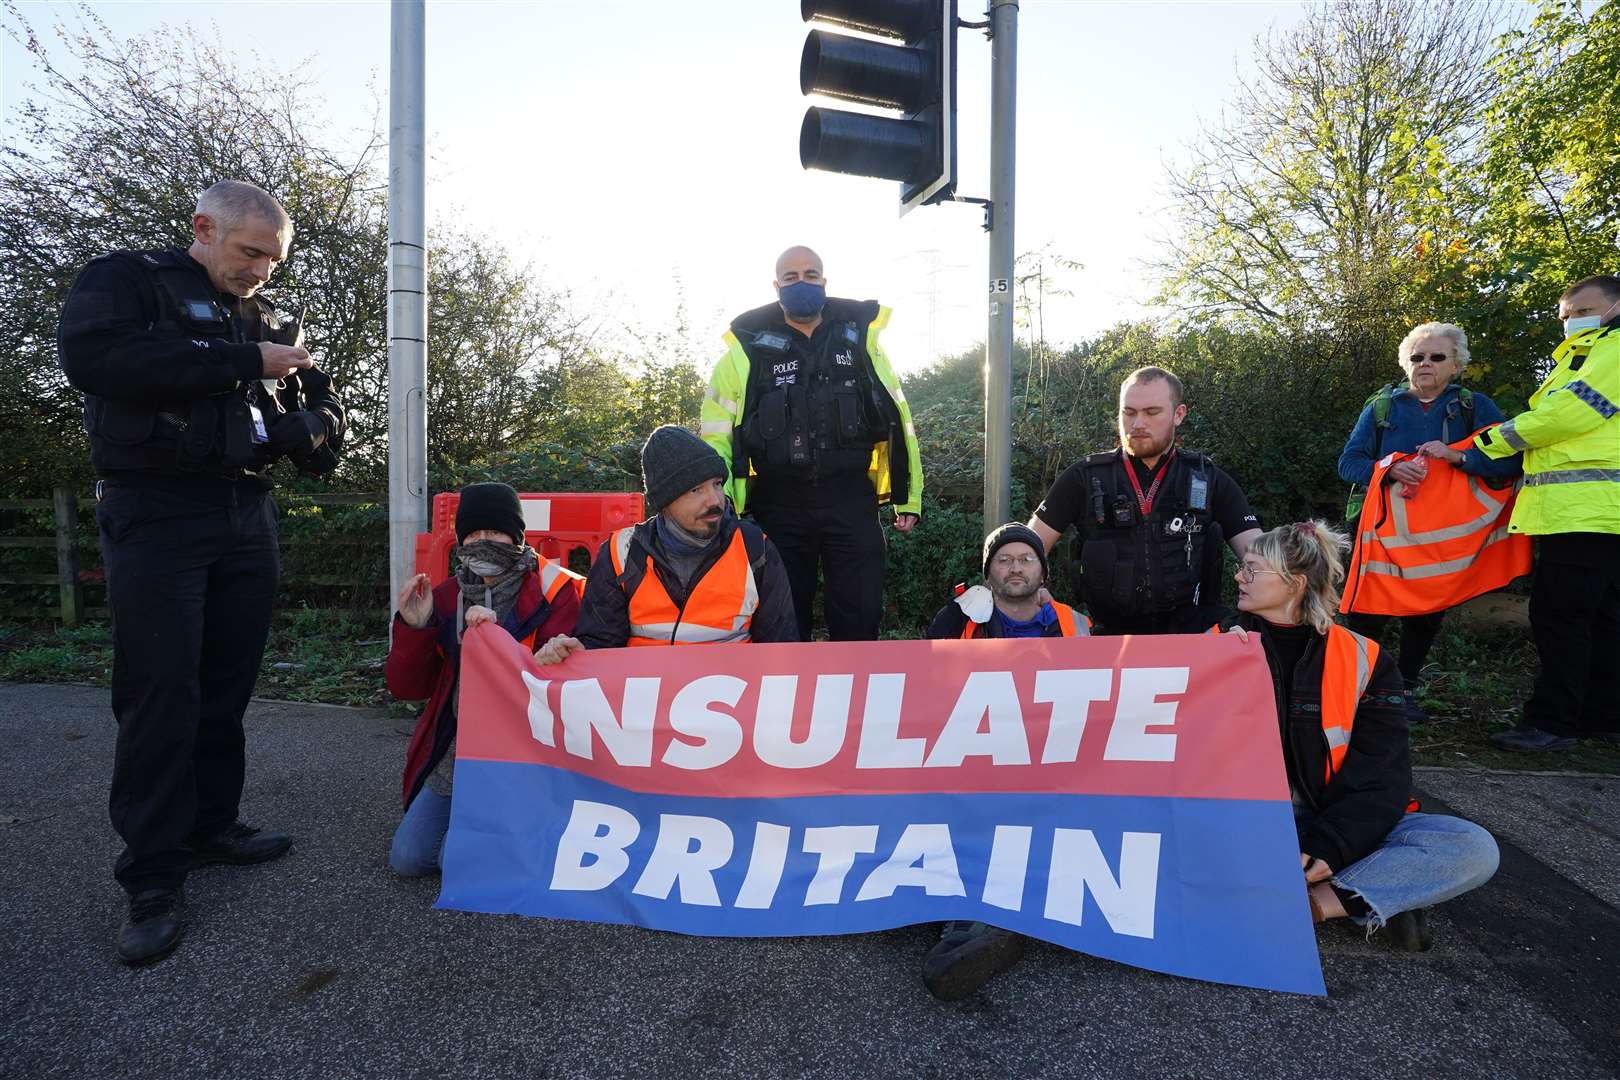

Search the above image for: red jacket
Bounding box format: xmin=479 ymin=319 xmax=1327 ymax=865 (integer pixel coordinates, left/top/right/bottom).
xmin=387 ymin=570 xmax=579 ymax=809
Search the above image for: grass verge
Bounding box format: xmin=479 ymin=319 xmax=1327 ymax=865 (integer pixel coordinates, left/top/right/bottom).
xmin=0 ymin=609 xmax=398 ymax=712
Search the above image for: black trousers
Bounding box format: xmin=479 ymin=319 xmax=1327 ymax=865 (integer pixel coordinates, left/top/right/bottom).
xmin=749 ymin=479 xmax=885 ymax=641
xmin=1342 ymin=610 xmax=1446 ymax=688
xmin=97 ymin=483 xmax=279 ymax=894
xmin=1522 ymin=532 xmax=1620 ymax=738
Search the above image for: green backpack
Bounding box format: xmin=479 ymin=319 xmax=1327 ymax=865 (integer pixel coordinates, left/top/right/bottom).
xmin=1344 ymin=382 xmax=1474 ymax=523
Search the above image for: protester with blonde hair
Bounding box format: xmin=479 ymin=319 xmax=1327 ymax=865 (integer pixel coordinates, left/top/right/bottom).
xmin=1336 ymin=322 xmax=1520 ymax=721
xmin=1217 ymin=521 xmax=1499 ymax=950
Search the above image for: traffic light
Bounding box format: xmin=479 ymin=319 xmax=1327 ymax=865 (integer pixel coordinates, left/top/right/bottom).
xmin=799 ymin=0 xmax=956 ymax=215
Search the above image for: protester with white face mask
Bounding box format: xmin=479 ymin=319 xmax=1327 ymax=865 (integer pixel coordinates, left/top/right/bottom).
xmin=1474 ymin=274 xmax=1620 ymax=753
xmin=384 ymin=482 xmax=583 ymax=875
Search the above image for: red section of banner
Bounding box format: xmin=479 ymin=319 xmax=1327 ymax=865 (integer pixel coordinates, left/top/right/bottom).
xmin=455 ymin=627 xmax=1284 ymax=802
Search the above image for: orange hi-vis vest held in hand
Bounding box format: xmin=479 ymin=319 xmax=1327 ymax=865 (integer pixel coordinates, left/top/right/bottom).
xmin=960 ymin=602 xmax=1090 ymax=638
xmin=1341 ymin=429 xmax=1531 ymax=617
xmin=608 ymin=526 xmax=759 ymax=647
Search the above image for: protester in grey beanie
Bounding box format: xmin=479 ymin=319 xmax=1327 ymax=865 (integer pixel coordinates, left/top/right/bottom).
xmin=642 ymin=424 xmax=729 ymax=512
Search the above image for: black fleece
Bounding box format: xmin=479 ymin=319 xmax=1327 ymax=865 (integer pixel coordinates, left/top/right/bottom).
xmin=1223 ymin=611 xmax=1412 ymax=870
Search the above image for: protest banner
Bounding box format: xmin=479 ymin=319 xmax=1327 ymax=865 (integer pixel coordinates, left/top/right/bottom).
xmin=438 ymin=626 xmax=1325 ymax=995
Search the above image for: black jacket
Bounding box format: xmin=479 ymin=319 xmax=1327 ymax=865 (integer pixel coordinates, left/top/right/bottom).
xmin=1223 ymin=612 xmax=1411 ymax=870
xmin=58 ymin=247 xmax=344 ymax=484
xmin=575 ymin=514 xmax=799 ymax=647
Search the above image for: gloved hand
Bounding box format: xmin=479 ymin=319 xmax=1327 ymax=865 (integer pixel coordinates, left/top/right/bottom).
xmin=266 ymin=409 xmax=329 ymax=459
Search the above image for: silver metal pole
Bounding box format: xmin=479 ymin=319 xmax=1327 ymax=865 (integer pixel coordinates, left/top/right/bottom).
xmin=983 ymin=0 xmax=1017 ymax=533
xmin=388 ymin=0 xmax=428 ymax=614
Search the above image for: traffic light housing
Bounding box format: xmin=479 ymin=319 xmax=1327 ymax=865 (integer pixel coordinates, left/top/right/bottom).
xmin=799 ymin=0 xmax=956 ymax=215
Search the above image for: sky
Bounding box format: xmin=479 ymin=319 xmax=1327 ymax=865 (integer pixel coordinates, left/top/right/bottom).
xmin=2 ymin=0 xmax=1321 ymax=371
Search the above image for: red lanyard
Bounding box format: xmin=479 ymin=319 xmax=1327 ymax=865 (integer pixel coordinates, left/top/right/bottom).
xmin=1123 ymin=449 xmax=1176 ymax=516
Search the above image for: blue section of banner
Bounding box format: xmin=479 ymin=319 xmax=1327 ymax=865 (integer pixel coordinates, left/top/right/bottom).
xmin=438 ymin=760 xmax=1325 ymax=995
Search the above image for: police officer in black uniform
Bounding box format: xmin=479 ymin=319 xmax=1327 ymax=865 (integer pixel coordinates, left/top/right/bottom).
xmin=57 ymin=180 xmax=345 ymax=965
xmin=701 ymin=246 xmax=924 ymax=641
xmin=1028 ymin=366 xmax=1261 ymax=635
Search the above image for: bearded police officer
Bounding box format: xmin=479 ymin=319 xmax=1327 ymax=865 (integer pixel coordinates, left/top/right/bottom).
xmin=58 ymin=180 xmax=345 ymax=965
xmin=700 ymin=246 xmax=924 ymax=641
xmin=1027 ymin=366 xmax=1261 ymax=635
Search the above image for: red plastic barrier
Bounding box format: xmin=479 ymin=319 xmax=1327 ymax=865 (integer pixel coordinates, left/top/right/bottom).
xmin=413 ymin=491 xmax=645 ymax=587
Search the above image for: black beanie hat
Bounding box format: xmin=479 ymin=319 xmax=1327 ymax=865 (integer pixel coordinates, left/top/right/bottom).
xmin=642 ymin=425 xmax=728 ymax=512
xmin=982 ymin=522 xmax=1049 ymax=579
xmin=455 ymin=482 xmax=526 ymax=545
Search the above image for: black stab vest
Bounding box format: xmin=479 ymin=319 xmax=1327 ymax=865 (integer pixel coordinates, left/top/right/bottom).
xmin=1071 ymin=450 xmax=1226 ymax=625
xmin=731 ymin=299 xmax=895 ymax=482
xmin=80 ymin=249 xmax=292 ymax=477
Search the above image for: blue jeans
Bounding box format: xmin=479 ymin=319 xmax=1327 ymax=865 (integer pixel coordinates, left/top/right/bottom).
xmin=389 ymin=787 xmax=452 ymax=877
xmin=1329 ymin=812 xmax=1499 ymax=928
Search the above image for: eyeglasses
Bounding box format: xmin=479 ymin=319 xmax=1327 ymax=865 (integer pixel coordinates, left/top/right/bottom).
xmin=1237 ymin=564 xmax=1286 ymax=584
xmin=992 ymin=553 xmax=1041 ymax=569
xmin=1409 ymin=352 xmax=1453 ymax=365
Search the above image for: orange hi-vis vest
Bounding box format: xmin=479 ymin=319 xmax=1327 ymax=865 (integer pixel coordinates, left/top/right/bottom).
xmin=960 ymin=602 xmax=1090 ymax=638
xmin=1341 ymin=428 xmax=1531 ymax=617
xmin=537 ymin=558 xmax=586 ymax=604
xmin=608 ymin=525 xmax=759 ymax=647
xmin=1211 ymin=622 xmax=1380 ymax=784
xmin=1318 ymin=624 xmax=1379 ymax=784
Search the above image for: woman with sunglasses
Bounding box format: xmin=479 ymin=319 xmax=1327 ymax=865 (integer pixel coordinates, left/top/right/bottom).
xmin=1218 ymin=521 xmax=1498 ymax=950
xmin=1336 ymin=322 xmax=1521 ymax=720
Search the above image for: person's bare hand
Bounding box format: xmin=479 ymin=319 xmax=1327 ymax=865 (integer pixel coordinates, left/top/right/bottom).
xmin=1227 ymin=624 xmax=1252 ymax=644
xmin=464 ymin=604 xmax=497 ymax=630
xmin=258 ymin=341 xmax=313 ymax=379
xmin=894 ymin=512 xmax=919 ymax=533
xmin=1301 ymin=853 xmax=1334 ymax=884
xmin=396 ymin=573 xmax=433 ymax=628
xmin=535 ymin=634 xmax=585 ymax=666
xmin=1387 ymin=459 xmax=1428 ymax=487
xmin=1416 ymin=439 xmax=1464 ymax=465
xmin=1036 ymin=586 xmax=1054 ymax=607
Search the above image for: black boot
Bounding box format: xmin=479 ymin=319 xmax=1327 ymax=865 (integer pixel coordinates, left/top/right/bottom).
xmin=187 ymin=821 xmax=293 ymax=868
xmin=117 ymin=887 xmax=183 ymax=966
xmin=921 ymin=921 xmax=1027 ymax=1001
xmin=1381 ymin=908 xmax=1434 ymax=952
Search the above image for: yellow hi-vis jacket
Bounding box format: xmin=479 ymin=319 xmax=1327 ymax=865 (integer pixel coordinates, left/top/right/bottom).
xmin=1475 ymin=323 xmax=1620 ymax=536
xmin=698 ymin=303 xmax=924 ymax=518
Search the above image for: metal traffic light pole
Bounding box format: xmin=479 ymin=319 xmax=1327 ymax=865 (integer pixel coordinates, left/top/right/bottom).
xmin=387 ymin=0 xmax=428 ymax=617
xmin=982 ymin=0 xmax=1017 ymax=532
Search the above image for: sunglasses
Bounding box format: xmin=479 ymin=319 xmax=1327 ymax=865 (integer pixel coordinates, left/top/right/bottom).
xmin=1409 ymin=352 xmax=1453 ymax=365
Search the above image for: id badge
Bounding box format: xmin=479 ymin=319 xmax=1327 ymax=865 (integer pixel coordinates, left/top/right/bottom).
xmin=248 ymin=403 xmax=269 ymax=444
xmin=1189 ymin=475 xmax=1209 ymax=512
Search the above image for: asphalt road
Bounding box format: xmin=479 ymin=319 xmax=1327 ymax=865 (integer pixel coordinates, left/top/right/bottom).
xmin=2 ymin=682 xmax=1616 ymax=1080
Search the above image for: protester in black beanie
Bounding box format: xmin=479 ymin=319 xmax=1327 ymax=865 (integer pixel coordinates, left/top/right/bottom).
xmin=982 ymin=522 xmax=1050 ymax=580
xmin=455 ymin=482 xmax=527 ymax=545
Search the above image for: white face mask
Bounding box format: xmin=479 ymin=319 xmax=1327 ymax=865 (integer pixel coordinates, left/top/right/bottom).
xmin=1564 ymin=298 xmax=1618 ymax=338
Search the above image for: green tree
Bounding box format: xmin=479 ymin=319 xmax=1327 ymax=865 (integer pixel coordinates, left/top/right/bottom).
xmin=1453 ymin=0 xmax=1619 ymax=404
xmin=1160 ymin=0 xmax=1500 ymax=373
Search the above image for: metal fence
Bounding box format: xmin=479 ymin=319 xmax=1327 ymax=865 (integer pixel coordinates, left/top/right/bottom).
xmin=0 ymin=489 xmax=390 ymax=623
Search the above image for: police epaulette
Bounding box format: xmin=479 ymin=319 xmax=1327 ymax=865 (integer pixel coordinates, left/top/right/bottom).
xmin=1083 ymin=451 xmax=1118 ymax=468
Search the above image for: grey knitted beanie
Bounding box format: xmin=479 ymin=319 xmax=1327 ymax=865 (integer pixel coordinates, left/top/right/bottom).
xmin=641 ymin=425 xmax=728 ymax=511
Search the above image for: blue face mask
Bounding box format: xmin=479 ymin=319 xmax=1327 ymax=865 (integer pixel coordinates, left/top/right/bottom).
xmin=778 ymin=280 xmax=826 ymax=320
